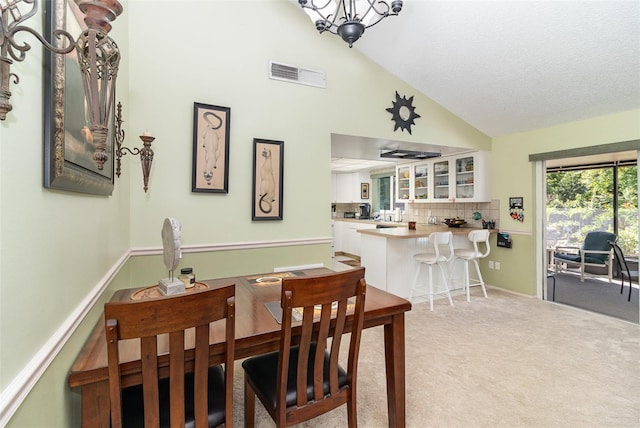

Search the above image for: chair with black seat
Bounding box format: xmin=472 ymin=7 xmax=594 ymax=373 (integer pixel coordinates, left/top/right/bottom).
xmin=242 ymin=267 xmax=366 ymax=428
xmin=105 ymin=285 xmax=235 ymax=428
xmin=609 ymin=241 xmax=638 ymax=302
xmin=554 ymin=231 xmax=616 ymax=282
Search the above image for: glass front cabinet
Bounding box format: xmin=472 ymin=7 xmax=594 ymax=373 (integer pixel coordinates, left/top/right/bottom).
xmin=396 ymin=165 xmax=412 ymax=202
xmin=395 ymin=151 xmax=490 ymax=203
xmin=413 ymin=163 xmax=429 ymax=201
xmin=450 ymin=151 xmax=490 ymax=202
xmin=432 ymin=159 xmax=450 ymax=201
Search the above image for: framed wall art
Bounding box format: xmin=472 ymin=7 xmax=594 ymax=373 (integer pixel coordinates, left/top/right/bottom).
xmin=43 ymin=0 xmax=115 ymax=195
xmin=252 ymin=139 xmax=284 ymax=221
xmin=192 ymin=102 xmax=231 ymax=193
xmin=361 ymin=183 xmax=369 ymax=199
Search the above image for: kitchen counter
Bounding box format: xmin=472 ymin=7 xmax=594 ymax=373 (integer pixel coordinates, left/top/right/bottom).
xmin=357 ymin=225 xmax=483 ymax=238
xmin=358 ymin=225 xmax=494 ymax=298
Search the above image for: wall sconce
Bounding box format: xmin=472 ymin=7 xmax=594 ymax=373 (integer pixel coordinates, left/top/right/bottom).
xmin=0 ymin=0 xmax=76 ymax=120
xmin=1 ymin=0 xmax=122 ymax=172
xmin=114 ymin=102 xmax=155 ymax=192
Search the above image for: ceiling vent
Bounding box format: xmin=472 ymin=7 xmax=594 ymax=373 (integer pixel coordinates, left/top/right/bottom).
xmin=380 ymin=149 xmax=441 ymax=160
xmin=269 ymin=61 xmax=326 ymax=88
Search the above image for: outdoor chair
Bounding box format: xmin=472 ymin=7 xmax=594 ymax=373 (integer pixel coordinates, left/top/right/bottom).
xmin=609 ymin=241 xmax=638 ymax=301
xmin=554 ymin=231 xmax=616 ymax=282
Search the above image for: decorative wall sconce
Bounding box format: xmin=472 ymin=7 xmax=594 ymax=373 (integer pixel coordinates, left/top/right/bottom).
xmin=0 ymin=0 xmax=76 ymax=119
xmin=114 ymin=102 xmax=155 ymax=193
xmin=1 ymin=0 xmax=122 ymax=172
xmin=297 ymin=0 xmax=403 ymax=47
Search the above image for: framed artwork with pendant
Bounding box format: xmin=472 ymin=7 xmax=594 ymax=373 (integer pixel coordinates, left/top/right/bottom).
xmin=252 ymin=138 xmax=284 ymax=221
xmin=192 ymin=102 xmax=231 ymax=193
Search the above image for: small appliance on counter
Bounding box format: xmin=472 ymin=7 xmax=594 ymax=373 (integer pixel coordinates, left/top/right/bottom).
xmin=344 ymin=212 xmax=357 ymax=218
xmin=359 ymin=203 xmax=371 ymax=219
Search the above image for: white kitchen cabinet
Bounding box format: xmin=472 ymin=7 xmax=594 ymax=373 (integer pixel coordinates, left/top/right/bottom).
xmin=449 ymin=151 xmax=490 ymax=202
xmin=334 ymin=221 xmax=376 ymax=257
xmin=395 ymin=151 xmax=491 ymax=203
xmin=412 ymin=162 xmax=430 ymax=202
xmin=333 ymin=172 xmax=371 ymax=203
xmin=395 ymin=165 xmax=412 ymax=202
xmin=332 ymin=220 xmax=344 ymax=253
xmin=432 ymin=152 xmax=491 ymax=203
xmin=335 ymin=173 xmax=354 ymax=203
xmin=432 ymin=159 xmax=451 ymax=201
xmin=331 ymin=174 xmax=337 ymax=203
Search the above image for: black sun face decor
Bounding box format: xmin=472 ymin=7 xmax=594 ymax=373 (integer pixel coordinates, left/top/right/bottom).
xmin=386 ymin=92 xmax=421 ymax=134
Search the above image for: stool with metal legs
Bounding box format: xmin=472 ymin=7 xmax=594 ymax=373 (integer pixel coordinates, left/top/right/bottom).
xmin=409 ymin=231 xmax=455 ymax=311
xmin=451 ymin=229 xmax=490 ymax=301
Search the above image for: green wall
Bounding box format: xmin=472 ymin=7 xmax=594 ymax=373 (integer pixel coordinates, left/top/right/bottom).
xmin=487 ymin=110 xmax=640 ymax=295
xmin=4 ymin=0 xmax=638 ymax=424
xmin=3 ymin=1 xmax=489 ymax=426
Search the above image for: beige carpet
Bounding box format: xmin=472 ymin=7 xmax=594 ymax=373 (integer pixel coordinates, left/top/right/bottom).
xmin=231 ymin=288 xmax=640 ymax=427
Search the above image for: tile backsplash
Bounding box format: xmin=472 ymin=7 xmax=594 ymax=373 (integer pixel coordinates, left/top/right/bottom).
xmin=333 ymin=200 xmax=500 ymax=229
xmin=403 ymin=200 xmax=500 ymax=229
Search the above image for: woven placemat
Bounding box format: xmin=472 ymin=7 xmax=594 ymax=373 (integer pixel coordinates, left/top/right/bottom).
xmin=130 ymin=282 xmax=209 ymax=300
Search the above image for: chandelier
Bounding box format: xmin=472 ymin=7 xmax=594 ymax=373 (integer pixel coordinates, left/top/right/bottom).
xmin=298 ymin=0 xmax=403 ymax=47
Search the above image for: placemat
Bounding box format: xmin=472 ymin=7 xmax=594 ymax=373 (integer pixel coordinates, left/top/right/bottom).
xmin=130 ymin=282 xmax=209 ymax=300
xmin=245 ymin=271 xmax=304 ymax=287
xmin=265 ymin=300 xmax=353 ymax=324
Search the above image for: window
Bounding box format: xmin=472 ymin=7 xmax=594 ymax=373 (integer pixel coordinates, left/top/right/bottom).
xmin=546 ymin=161 xmax=638 ymax=256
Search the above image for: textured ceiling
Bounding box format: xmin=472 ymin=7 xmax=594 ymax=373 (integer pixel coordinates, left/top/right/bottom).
xmin=354 ymin=0 xmax=640 ymax=138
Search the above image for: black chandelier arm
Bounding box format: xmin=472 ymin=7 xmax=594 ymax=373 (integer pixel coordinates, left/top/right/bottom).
xmin=300 ymin=0 xmax=402 ymax=36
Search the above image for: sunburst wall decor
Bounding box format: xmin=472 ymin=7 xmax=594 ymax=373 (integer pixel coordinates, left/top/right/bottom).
xmin=386 ymin=92 xmax=420 ymax=134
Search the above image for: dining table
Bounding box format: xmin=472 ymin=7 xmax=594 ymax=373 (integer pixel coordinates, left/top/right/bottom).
xmin=67 ymin=267 xmax=412 ymax=427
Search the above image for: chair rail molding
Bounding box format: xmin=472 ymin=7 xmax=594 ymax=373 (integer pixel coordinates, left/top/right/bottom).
xmin=0 ymin=235 xmax=331 ymax=426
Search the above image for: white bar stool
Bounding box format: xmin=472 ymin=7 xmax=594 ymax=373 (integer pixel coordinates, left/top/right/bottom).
xmin=409 ymin=231 xmax=455 ymax=311
xmin=451 ymin=229 xmax=490 ymax=301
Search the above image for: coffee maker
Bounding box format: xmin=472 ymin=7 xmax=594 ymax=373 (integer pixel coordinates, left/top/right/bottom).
xmin=359 ymin=203 xmax=371 ymax=219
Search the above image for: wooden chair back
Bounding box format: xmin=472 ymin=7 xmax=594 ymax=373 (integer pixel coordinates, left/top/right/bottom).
xmin=105 ymin=285 xmax=235 ymax=428
xmin=277 ymin=267 xmax=366 ymax=426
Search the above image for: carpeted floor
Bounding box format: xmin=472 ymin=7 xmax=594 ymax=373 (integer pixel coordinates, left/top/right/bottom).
xmin=547 ymin=272 xmax=639 ymax=323
xmin=231 ymin=288 xmax=640 ymax=427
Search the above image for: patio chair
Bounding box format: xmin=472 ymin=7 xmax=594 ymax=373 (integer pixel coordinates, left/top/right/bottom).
xmin=554 ymin=231 xmax=616 ymax=282
xmin=609 ymin=241 xmax=638 ymax=301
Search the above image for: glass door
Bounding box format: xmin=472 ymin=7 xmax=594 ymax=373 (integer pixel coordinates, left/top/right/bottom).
xmin=455 ymin=156 xmax=475 ymax=199
xmin=433 ymin=160 xmax=449 ymax=200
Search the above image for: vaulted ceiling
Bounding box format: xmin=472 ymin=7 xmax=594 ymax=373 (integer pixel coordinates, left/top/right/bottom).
xmin=354 ymin=1 xmax=640 ymax=138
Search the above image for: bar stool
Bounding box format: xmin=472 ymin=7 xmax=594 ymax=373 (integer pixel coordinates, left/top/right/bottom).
xmin=451 ymin=229 xmax=490 ymax=301
xmin=409 ymin=231 xmax=455 ymax=311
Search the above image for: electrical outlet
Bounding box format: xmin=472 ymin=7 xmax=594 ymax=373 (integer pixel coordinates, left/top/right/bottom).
xmin=488 ymin=261 xmax=494 ymax=269
xmin=495 ymin=262 xmax=501 ymax=270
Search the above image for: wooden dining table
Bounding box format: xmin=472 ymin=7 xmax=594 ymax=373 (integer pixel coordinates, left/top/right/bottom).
xmin=68 ymin=267 xmax=412 ymax=427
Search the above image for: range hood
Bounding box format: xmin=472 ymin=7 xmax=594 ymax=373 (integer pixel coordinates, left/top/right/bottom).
xmin=379 ymin=149 xmax=441 ymax=160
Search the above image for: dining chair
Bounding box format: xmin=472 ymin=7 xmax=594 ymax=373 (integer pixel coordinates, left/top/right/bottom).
xmin=105 ymin=285 xmax=235 ymax=428
xmin=554 ymin=231 xmax=617 ymax=282
xmin=609 ymin=241 xmax=638 ymax=301
xmin=409 ymin=231 xmax=455 ymax=310
xmin=242 ymin=267 xmax=367 ymax=428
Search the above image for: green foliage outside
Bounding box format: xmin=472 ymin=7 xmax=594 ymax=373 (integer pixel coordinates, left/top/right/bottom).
xmin=546 ymin=165 xmax=638 ymax=256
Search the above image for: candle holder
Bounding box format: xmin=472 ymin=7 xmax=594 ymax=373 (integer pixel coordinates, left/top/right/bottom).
xmin=114 ymin=102 xmax=155 ymax=192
